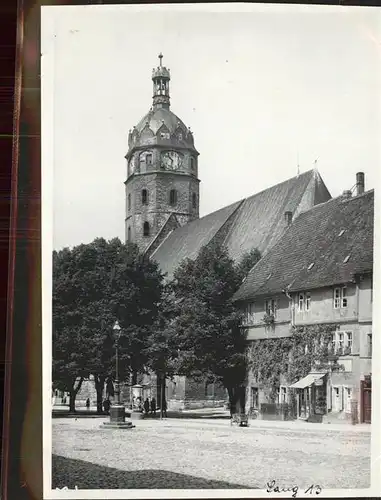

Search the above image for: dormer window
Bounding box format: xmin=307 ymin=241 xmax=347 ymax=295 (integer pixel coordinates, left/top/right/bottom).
xmin=146 ymin=153 xmax=153 ymax=165
xmin=178 ymin=132 xmax=183 ymax=141
xmin=160 ymin=132 xmax=170 ymax=140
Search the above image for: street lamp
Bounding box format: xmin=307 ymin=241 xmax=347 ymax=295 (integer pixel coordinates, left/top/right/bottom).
xmin=113 ymin=320 xmax=121 ymax=406
xmin=103 ymin=320 xmax=134 ymax=429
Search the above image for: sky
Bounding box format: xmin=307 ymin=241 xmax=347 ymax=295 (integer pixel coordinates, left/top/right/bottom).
xmin=41 ymin=4 xmax=381 ymax=251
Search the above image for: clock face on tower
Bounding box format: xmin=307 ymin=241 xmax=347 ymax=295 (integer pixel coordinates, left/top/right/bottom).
xmin=161 ymin=151 xmax=183 ymax=171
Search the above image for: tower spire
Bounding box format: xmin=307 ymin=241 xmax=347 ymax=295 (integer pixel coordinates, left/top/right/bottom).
xmin=152 ymin=53 xmax=171 ymax=110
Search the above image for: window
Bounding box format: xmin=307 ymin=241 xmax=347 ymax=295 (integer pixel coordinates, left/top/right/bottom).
xmin=146 ymin=153 xmax=153 ymax=165
xmin=192 ymin=192 xmax=197 ymax=209
xmin=342 ymin=287 xmax=347 ymax=307
xmin=127 ymin=226 xmax=131 ymax=242
xmin=265 ymin=298 xmax=276 ymax=316
xmin=160 ymin=131 xmax=170 ymax=139
xmin=178 ymin=133 xmax=183 ymax=141
xmin=330 ymin=333 xmax=336 ymax=353
xmin=128 ymin=193 xmax=131 ymax=211
xmin=337 ymin=332 xmax=344 ymax=355
xmin=345 ymin=332 xmax=352 ymax=354
xmin=190 ymin=157 xmax=195 ymax=170
xmin=143 ymin=221 xmax=150 ymax=237
xmin=331 ymin=330 xmax=352 ymax=355
xmin=142 ymin=189 xmax=148 ymax=205
xmin=250 ymin=387 xmax=259 ymax=409
xmin=297 ymin=292 xmax=311 ymax=312
xmin=368 ymin=334 xmax=372 ymax=357
xmin=334 ymin=287 xmax=347 ymax=309
xmin=305 ymin=292 xmax=311 ymax=311
xmin=169 ymin=189 xmax=177 ymax=206
xmin=245 ymin=303 xmax=255 ymax=325
xmin=334 ymin=288 xmax=340 ymax=309
xmin=298 ymin=293 xmax=304 ymax=312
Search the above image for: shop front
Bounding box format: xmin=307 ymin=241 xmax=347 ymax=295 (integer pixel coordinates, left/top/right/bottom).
xmin=290 ymin=372 xmax=327 ymax=422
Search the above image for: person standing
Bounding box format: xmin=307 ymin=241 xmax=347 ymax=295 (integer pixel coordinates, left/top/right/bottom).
xmin=144 ymin=397 xmax=150 ymax=416
xmin=162 ymin=398 xmax=167 ymax=418
xmin=151 ymin=397 xmax=156 ymax=416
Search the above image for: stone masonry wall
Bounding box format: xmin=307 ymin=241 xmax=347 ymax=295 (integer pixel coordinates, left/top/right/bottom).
xmin=125 ymin=172 xmax=199 ymax=252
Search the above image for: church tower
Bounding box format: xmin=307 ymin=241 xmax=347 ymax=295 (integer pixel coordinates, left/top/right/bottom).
xmin=125 ymin=54 xmax=200 ymax=253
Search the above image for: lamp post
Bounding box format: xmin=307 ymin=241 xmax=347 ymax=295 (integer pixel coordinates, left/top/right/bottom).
xmin=113 ymin=320 xmax=121 ymax=406
xmin=103 ymin=320 xmax=134 ymax=429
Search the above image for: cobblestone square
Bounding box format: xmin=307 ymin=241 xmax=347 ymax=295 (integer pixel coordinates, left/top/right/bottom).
xmin=52 ymin=417 xmax=371 ymax=490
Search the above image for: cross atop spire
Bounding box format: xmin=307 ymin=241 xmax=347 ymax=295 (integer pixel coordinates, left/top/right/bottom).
xmin=159 ymin=52 xmax=163 ymax=67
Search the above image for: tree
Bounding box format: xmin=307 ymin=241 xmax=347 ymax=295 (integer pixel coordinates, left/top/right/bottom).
xmin=235 ymin=248 xmax=261 ymax=282
xmin=168 ymin=243 xmax=260 ymax=414
xmin=142 ymin=282 xmax=181 ymax=416
xmin=52 ymin=238 xmax=164 ymax=412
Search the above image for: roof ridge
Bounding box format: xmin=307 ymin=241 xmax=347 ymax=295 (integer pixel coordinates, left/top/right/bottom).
xmin=243 ymin=169 xmax=315 ymax=203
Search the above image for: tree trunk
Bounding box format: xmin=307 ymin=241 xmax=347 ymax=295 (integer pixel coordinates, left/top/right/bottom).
xmin=227 ymin=385 xmax=246 ymax=416
xmin=69 ymin=377 xmax=84 ymax=413
xmin=160 ymin=374 xmax=166 ymax=418
xmin=94 ymin=374 xmax=106 ymax=414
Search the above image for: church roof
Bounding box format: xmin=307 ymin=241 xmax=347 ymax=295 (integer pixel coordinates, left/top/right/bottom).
xmin=135 ymin=107 xmax=188 ymax=136
xmin=151 ymin=200 xmax=243 ymax=279
xmin=151 ymin=169 xmax=331 ymax=279
xmin=233 ymin=189 xmax=374 ymax=302
xmin=224 ymin=169 xmax=330 ymax=264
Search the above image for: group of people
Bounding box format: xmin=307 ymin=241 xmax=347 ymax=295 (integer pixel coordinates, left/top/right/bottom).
xmin=83 ymin=395 xmax=167 ymax=417
xmin=142 ymin=397 xmax=167 ymax=418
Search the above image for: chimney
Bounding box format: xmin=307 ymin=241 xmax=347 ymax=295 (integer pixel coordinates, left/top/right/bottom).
xmin=356 ymin=172 xmax=365 ymax=196
xmin=284 ymin=211 xmax=293 ymax=226
xmin=342 ymin=190 xmax=352 ymax=199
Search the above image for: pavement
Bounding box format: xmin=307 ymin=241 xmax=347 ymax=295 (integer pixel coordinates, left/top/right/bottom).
xmin=51 ymin=416 xmax=371 ymax=490
xmin=52 ymin=405 xmax=370 ymax=432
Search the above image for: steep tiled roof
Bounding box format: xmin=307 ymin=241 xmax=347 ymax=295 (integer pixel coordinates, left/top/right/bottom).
xmin=224 ymin=169 xmax=331 ymax=262
xmin=234 ymin=190 xmax=374 ymax=302
xmin=151 ymin=170 xmax=331 ymax=279
xmin=150 ymin=200 xmax=243 ymax=278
